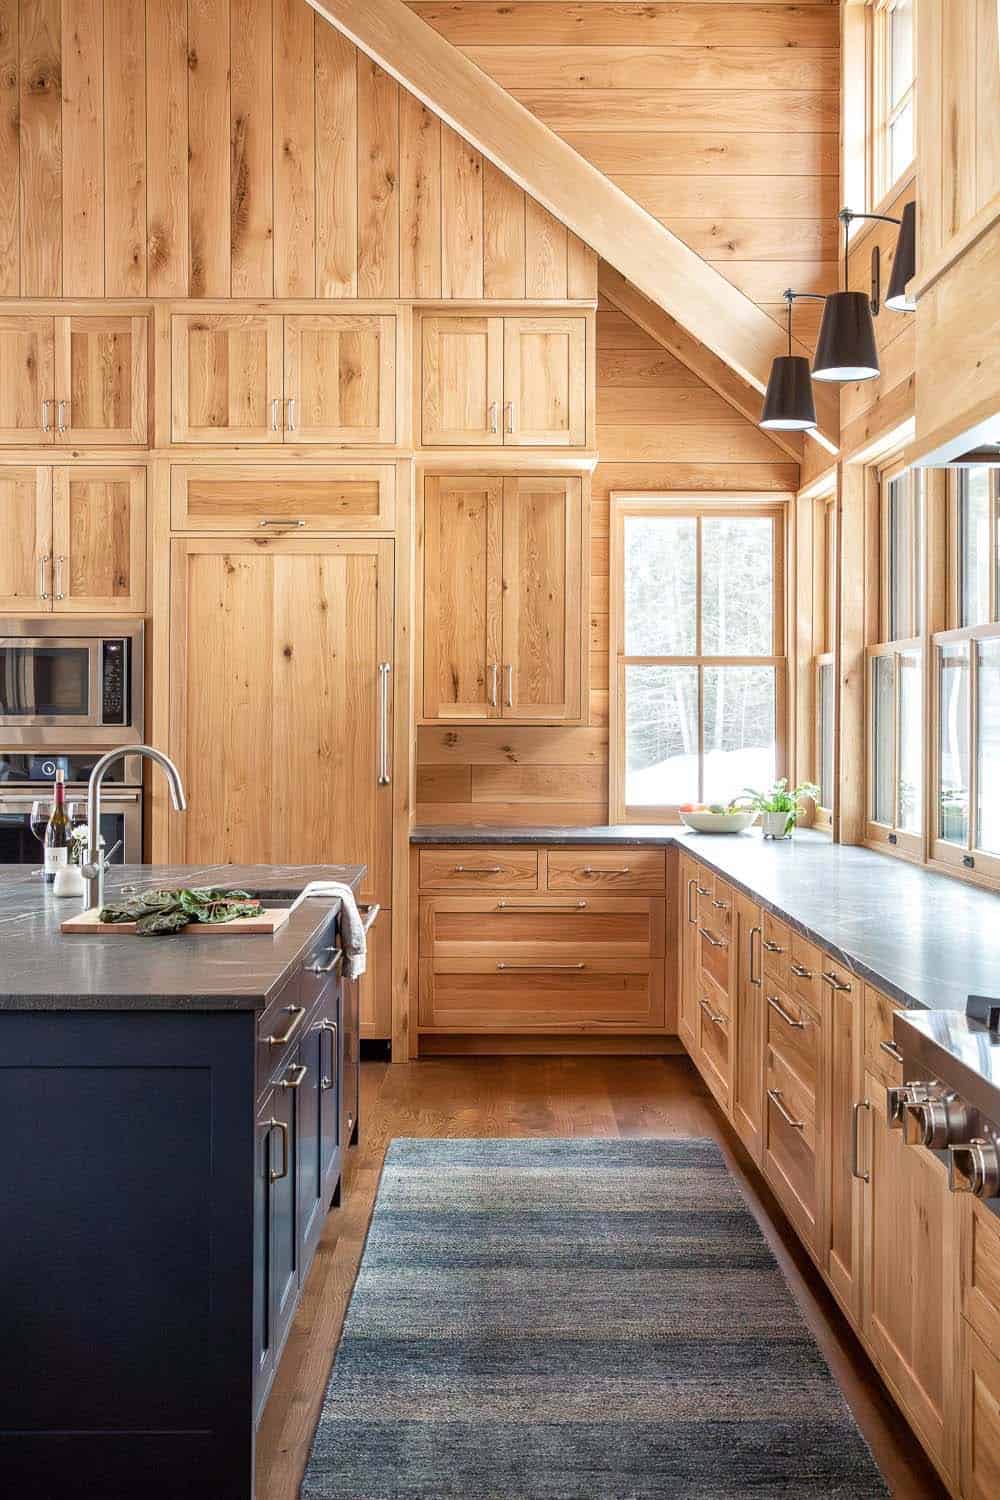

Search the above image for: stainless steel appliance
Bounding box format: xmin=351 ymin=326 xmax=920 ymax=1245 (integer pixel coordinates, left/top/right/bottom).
xmin=0 ymin=618 xmax=144 ymax=745
xmin=0 ymin=750 xmax=142 ymax=866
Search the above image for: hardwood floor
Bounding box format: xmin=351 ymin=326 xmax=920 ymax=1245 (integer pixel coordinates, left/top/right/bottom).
xmin=255 ymin=1055 xmax=947 ymax=1499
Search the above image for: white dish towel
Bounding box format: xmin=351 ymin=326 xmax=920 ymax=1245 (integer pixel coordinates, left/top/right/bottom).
xmin=288 ymin=881 xmax=368 ymax=979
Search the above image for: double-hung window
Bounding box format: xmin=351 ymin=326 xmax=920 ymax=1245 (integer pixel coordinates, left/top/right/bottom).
xmin=872 ymin=0 xmax=915 ymax=202
xmin=815 ymin=496 xmax=837 ymax=828
xmin=611 ymin=498 xmax=786 ymax=822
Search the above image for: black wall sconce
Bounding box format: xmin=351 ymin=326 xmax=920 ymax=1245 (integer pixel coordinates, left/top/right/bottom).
xmin=812 ymin=204 xmax=916 ymax=382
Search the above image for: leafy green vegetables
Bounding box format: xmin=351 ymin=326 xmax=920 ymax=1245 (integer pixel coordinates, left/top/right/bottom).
xmin=98 ymin=887 xmax=264 ymax=936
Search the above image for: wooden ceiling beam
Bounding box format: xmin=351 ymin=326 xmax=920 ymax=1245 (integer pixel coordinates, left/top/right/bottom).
xmin=305 ymin=0 xmax=840 ymax=452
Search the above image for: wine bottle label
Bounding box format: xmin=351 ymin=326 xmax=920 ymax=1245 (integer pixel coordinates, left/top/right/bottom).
xmin=44 ymin=848 xmax=68 ymax=873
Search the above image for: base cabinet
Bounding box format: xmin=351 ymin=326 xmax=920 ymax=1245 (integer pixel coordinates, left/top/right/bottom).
xmin=731 ymin=894 xmax=764 ymax=1165
xmin=962 ymin=1324 xmax=1000 ymax=1499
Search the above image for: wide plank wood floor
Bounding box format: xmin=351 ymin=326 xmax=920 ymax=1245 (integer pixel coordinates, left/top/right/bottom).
xmin=255 ymin=1055 xmax=947 ymax=1499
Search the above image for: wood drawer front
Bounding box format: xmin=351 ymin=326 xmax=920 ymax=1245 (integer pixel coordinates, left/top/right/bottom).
xmin=761 ymin=911 xmax=791 ymax=987
xmin=698 ymin=988 xmax=731 ymax=1109
xmin=418 ymin=848 xmax=538 ymax=891
xmin=765 ymin=984 xmax=820 ymax=1097
xmin=765 ymin=1047 xmax=818 ymax=1246
xmin=418 ymin=958 xmax=665 ymax=1031
xmin=788 ymin=934 xmax=823 ymax=1011
xmin=863 ymin=983 xmax=905 ymax=1088
xmin=963 ymin=1322 xmax=1000 ymax=1500
xmin=419 ymin=895 xmax=664 ymax=959
xmin=546 ymin=848 xmax=665 ymax=893
xmin=698 ymin=919 xmax=731 ymax=995
xmin=962 ymin=1197 xmax=1000 ymax=1351
xmin=170 ymin=463 xmax=396 ymax=532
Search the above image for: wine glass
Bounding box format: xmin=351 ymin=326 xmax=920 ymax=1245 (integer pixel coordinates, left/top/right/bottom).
xmin=30 ymin=797 xmax=52 ymax=877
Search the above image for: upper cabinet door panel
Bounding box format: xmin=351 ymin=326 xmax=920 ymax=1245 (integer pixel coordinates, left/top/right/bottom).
xmin=422 ymin=475 xmax=503 ymax=720
xmin=51 ymin=467 xmax=146 ymax=613
xmin=283 ymin=315 xmax=396 ymax=444
xmin=0 ymin=467 xmax=52 ymax=611
xmin=421 ymin=316 xmax=503 ymax=446
xmin=0 ymin=318 xmax=55 ymax=444
xmin=171 ymin=315 xmax=283 ymax=443
xmin=503 ymin=316 xmax=586 ymax=447
xmin=501 ymin=476 xmax=582 ymax=721
xmin=57 ymin=317 xmax=148 ymax=446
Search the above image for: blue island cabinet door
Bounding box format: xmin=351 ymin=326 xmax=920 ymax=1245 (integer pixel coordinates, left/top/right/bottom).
xmin=297 ymin=1010 xmax=325 ymax=1267
xmin=269 ymin=1067 xmax=301 ymax=1363
xmin=318 ymin=975 xmax=343 ymax=1208
xmin=254 ymin=1092 xmax=277 ymax=1419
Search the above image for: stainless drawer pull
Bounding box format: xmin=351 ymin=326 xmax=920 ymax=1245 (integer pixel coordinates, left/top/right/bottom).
xmin=698 ymin=926 xmax=727 ymax=950
xmin=53 ymin=554 xmax=65 ymax=600
xmin=768 ymin=1088 xmax=805 ymax=1130
xmin=38 ymin=553 xmax=50 ymax=600
xmin=497 ymin=899 xmax=586 ymax=911
xmin=496 ymin=962 xmax=586 ymax=971
xmin=488 ymin=662 xmax=499 ymax=707
xmin=279 ymin=1063 xmax=308 ymax=1090
xmin=265 ymin=1005 xmax=306 ymax=1046
xmin=822 ymin=970 xmax=852 ymax=992
xmin=360 ymin=903 xmax=381 ymax=933
xmin=41 ymin=398 xmax=51 ymax=432
xmin=582 ymin=865 xmax=630 ymax=876
xmin=711 ymin=897 xmax=729 ymax=910
xmin=762 ymin=938 xmax=785 ymax=954
xmin=285 ymin=396 xmax=296 ymax=431
xmin=453 ymin=865 xmax=503 ymax=875
xmin=307 ymin=947 xmax=342 ymax=975
xmin=267 ymin=1118 xmax=289 ymax=1182
xmin=749 ymin=925 xmax=762 ymax=987
xmin=56 ymin=398 xmax=68 ymax=433
xmin=259 ymin=517 xmax=305 ymax=527
xmin=377 ymin=661 xmax=392 ymax=786
xmin=320 ymin=1018 xmax=338 ymax=1089
xmin=879 ymin=1038 xmax=904 ymax=1064
xmin=695 ymin=884 xmax=711 ymax=897
xmin=686 ymin=877 xmax=698 ymax=925
xmin=270 ymin=397 xmax=280 ymax=431
xmin=767 ymin=994 xmax=805 ymax=1029
xmin=790 ymin=962 xmax=813 ymax=979
xmin=488 ymin=399 xmax=498 ymax=434
xmin=504 ymin=663 xmax=514 ymax=708
xmin=699 ymin=997 xmax=726 ymax=1027
xmin=851 ymin=1099 xmax=871 ymax=1181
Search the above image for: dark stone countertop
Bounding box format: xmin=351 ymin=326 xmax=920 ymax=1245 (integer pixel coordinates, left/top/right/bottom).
xmin=410 ymin=825 xmax=1000 ymax=1015
xmin=0 ymin=864 xmax=365 ymax=1012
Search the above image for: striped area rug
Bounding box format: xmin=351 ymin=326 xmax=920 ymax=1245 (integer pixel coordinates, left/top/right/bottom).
xmin=301 ymin=1137 xmax=889 ymax=1499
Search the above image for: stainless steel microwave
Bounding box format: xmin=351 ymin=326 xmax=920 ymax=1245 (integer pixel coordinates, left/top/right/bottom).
xmin=0 ymin=619 xmax=144 ymax=745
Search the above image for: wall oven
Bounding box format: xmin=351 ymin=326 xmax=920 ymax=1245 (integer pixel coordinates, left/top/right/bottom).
xmin=0 ymin=619 xmax=144 ymax=745
xmin=0 ymin=751 xmax=142 ymax=866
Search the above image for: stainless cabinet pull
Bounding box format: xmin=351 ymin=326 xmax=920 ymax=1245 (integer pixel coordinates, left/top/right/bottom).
xmin=768 ymin=1088 xmax=805 ymax=1130
xmin=698 ymin=926 xmax=727 ymax=950
xmin=270 ymin=397 xmax=280 ymax=431
xmin=504 ymin=400 xmax=514 ymax=434
xmin=488 ymin=400 xmax=498 ymax=433
xmin=265 ymin=1005 xmax=306 ymax=1046
xmin=285 ymin=396 xmax=296 ymax=431
xmin=360 ymin=903 xmax=381 ymax=934
xmin=696 ymin=884 xmax=710 ymax=898
xmin=38 ymin=554 xmax=50 ymax=600
xmin=259 ymin=517 xmax=305 ymax=528
xmin=267 ymin=1118 xmax=289 ymax=1182
xmin=699 ymin=997 xmax=726 ymax=1026
xmin=496 ymin=961 xmax=585 ymax=971
xmin=686 ymin=877 xmax=698 ymax=925
xmin=582 ymin=865 xmax=630 ymax=876
xmin=790 ymin=962 xmax=813 ymax=979
xmin=377 ymin=661 xmax=391 ymax=785
xmin=762 ymin=938 xmax=785 ymax=954
xmin=749 ymin=925 xmax=762 ymax=987
xmin=56 ymin=399 xmax=67 ymax=433
xmin=307 ymin=947 xmax=342 ymax=975
xmin=822 ymin=970 xmax=852 ymax=992
xmin=279 ymin=1062 xmax=308 ymax=1090
xmin=711 ymin=897 xmax=729 ymax=910
xmin=497 ymin=899 xmax=586 ymax=911
xmin=488 ymin=662 xmax=499 ymax=708
xmin=453 ymin=865 xmax=502 ymax=875
xmin=41 ymin=399 xmax=51 ymax=432
xmin=53 ymin=554 xmax=65 ymax=600
xmin=879 ymin=1038 xmax=904 ymax=1064
xmin=767 ymin=994 xmax=805 ymax=1029
xmin=504 ymin=663 xmax=514 ymax=708
xmin=851 ymin=1099 xmax=871 ymax=1181
xmin=320 ymin=1019 xmax=338 ymax=1089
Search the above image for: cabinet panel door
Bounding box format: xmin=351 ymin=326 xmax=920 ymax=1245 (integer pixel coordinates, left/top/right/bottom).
xmin=422 ymin=475 xmax=503 ymax=720
xmin=501 ymin=476 xmax=582 ymax=721
xmin=677 ymin=855 xmax=703 ymax=1054
xmin=826 ymin=977 xmax=862 ymax=1324
xmin=268 ymin=1077 xmax=300 ymax=1361
xmin=732 ymin=895 xmax=764 ymax=1164
xmin=253 ymin=1094 xmax=276 ymax=1416
xmin=503 ymin=316 xmax=586 ymax=446
xmin=0 ymin=467 xmax=52 ymax=611
xmin=296 ymin=1010 xmax=326 ymax=1270
xmin=359 ymin=907 xmax=392 ymax=1041
xmin=284 ymin=314 xmax=395 ymax=443
xmin=56 ymin=316 xmax=147 ymax=445
xmin=52 ymin=467 xmax=146 ymax=613
xmin=171 ymin=314 xmax=283 ymax=443
xmin=0 ymin=317 xmax=55 ymax=444
xmin=421 ymin=316 xmax=503 ymax=445
xmin=962 ymin=1324 xmax=1000 ymax=1500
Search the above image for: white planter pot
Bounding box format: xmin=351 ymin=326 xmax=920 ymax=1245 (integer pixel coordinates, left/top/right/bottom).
xmin=761 ymin=811 xmax=794 ymax=840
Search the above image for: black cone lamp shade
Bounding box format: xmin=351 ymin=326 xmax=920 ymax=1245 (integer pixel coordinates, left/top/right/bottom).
xmin=760 ymin=290 xmax=818 ymax=430
xmin=812 ymin=290 xmax=880 ymax=381
xmin=884 ymin=201 xmax=917 ymax=311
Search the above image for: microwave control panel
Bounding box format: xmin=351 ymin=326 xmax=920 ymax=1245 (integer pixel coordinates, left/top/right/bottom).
xmin=101 ymin=640 xmax=129 ymax=727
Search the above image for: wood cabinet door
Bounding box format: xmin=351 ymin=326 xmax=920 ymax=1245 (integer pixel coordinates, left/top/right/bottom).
xmin=677 ymin=855 xmax=703 ymax=1054
xmin=962 ymin=1324 xmax=1000 ymax=1500
xmin=0 ymin=467 xmax=52 ymax=611
xmin=422 ymin=475 xmax=503 ymax=720
xmin=56 ymin=316 xmax=147 ymax=445
xmin=421 ymin=316 xmax=503 ymax=445
xmin=283 ymin=314 xmax=395 ymax=444
xmin=501 ymin=476 xmax=582 ymax=721
xmin=502 ymin=316 xmax=586 ymax=446
xmin=826 ymin=975 xmax=863 ymax=1324
xmin=171 ymin=314 xmax=283 ymax=443
xmin=51 ymin=467 xmax=146 ymax=613
xmin=169 ymin=536 xmax=393 ymax=907
xmin=0 ymin=316 xmax=55 ymax=444
xmin=863 ymin=1073 xmax=959 ymax=1482
xmin=732 ymin=894 xmax=764 ymax=1164
xmin=359 ymin=908 xmax=392 ymax=1040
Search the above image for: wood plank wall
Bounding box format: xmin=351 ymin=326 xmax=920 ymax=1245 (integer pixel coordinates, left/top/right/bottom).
xmin=414 ymin=294 xmax=798 ymax=826
xmin=406 ymin=0 xmax=841 ymax=345
xmin=0 ymin=0 xmax=593 ymax=300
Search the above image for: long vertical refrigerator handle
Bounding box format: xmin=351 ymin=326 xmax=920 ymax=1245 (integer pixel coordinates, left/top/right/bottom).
xmin=377 ymin=662 xmax=391 ymax=786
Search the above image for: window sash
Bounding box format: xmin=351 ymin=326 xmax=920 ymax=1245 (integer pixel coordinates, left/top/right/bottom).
xmin=872 ymin=0 xmax=916 ymax=201
xmin=865 ymin=638 xmax=924 ymax=857
xmin=930 ymin=622 xmax=1000 ymax=881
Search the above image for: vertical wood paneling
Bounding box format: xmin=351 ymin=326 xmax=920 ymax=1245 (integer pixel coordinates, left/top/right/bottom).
xmin=315 ymin=19 xmax=357 ymax=297
xmin=103 ymin=0 xmax=145 ymax=295
xmin=357 ymin=59 xmax=399 ymax=297
xmin=525 ymin=196 xmax=567 ymax=299
xmin=399 ymin=91 xmax=441 ymax=298
xmin=19 ymin=0 xmax=61 ymax=296
xmin=187 ymin=0 xmax=230 ymax=297
xmin=61 ymin=0 xmax=103 ymax=295
xmin=567 ymin=231 xmax=598 ymax=300
xmin=441 ymin=123 xmax=483 ymax=298
xmin=273 ymin=0 xmax=315 ymax=296
xmin=0 ymin=0 xmax=20 ymax=294
xmin=230 ymin=0 xmax=273 ymax=297
xmin=145 ymin=0 xmax=188 ymax=295
xmin=976 ymin=0 xmax=1000 ymax=212
xmin=483 ymin=158 xmax=525 ymax=299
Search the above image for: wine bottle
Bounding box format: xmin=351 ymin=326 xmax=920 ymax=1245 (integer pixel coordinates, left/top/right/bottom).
xmin=43 ymin=770 xmax=71 ymax=885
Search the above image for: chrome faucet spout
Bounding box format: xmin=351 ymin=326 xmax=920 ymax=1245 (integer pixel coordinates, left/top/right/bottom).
xmin=84 ymin=745 xmax=187 ymax=910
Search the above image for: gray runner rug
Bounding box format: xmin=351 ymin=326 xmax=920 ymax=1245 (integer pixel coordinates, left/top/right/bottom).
xmin=301 ymin=1137 xmax=889 ymax=1499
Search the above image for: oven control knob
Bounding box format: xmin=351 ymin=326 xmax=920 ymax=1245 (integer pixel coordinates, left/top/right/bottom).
xmin=949 ymin=1139 xmax=1000 ymax=1199
xmin=886 ymin=1083 xmax=933 ymax=1131
xmin=903 ymin=1091 xmax=974 ymax=1150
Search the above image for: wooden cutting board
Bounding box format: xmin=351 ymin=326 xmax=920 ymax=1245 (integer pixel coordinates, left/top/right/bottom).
xmin=61 ymin=906 xmax=291 ymax=935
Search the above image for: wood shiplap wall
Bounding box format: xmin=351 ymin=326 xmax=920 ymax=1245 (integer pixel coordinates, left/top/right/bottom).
xmin=414 ymin=295 xmax=798 ymax=825
xmin=406 ymin=0 xmax=840 ymax=345
xmin=0 ymin=0 xmax=595 ymax=300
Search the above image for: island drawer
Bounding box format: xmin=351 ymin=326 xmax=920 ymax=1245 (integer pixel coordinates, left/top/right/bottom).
xmin=419 ymin=848 xmax=538 ymax=891
xmin=419 ymin=895 xmax=665 ymax=959
xmin=417 ymin=957 xmax=665 ymax=1031
xmin=546 ymin=848 xmax=666 ymax=893
xmin=863 ymin=983 xmax=904 ymax=1089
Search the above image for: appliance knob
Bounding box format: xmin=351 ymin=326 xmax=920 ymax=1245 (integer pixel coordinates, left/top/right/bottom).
xmin=886 ymin=1082 xmax=933 ymax=1132
xmin=949 ymin=1139 xmax=1000 ymax=1199
xmin=904 ymin=1092 xmax=974 ymax=1150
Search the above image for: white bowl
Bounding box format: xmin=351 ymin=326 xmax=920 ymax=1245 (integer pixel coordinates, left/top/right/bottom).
xmin=678 ymin=809 xmax=758 ymax=834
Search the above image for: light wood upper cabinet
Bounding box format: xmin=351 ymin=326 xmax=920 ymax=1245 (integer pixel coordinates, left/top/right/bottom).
xmin=51 ymin=467 xmax=146 ymax=613
xmin=0 ymin=317 xmax=55 ymax=444
xmin=57 ymin=317 xmax=147 ymax=445
xmin=421 ymin=474 xmax=584 ymax=724
xmin=420 ymin=313 xmax=587 ymax=447
xmin=0 ymin=468 xmax=52 ymax=609
xmin=171 ymin=314 xmax=284 ymax=443
xmin=170 ymin=463 xmax=396 ymax=533
xmin=283 ymin=314 xmax=395 ymax=443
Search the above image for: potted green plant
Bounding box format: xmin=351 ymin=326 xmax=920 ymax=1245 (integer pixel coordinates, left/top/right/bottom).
xmin=744 ymin=779 xmax=820 ymax=840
